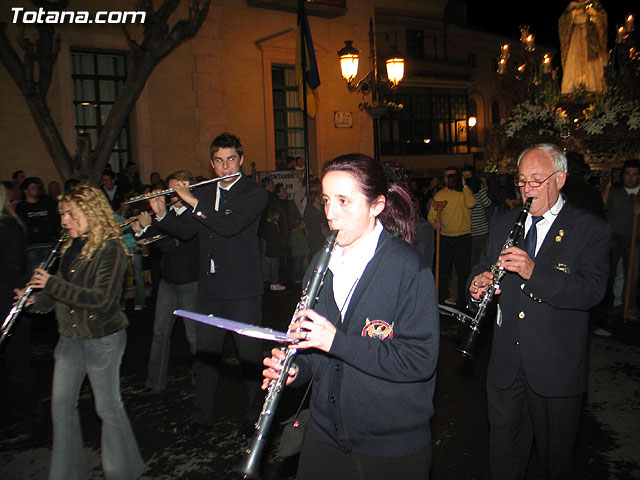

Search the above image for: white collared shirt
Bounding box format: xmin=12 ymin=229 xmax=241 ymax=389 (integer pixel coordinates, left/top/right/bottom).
xmin=475 ymin=195 xmax=565 ymax=306
xmin=524 ymin=194 xmax=565 ymax=256
xmin=172 ymin=204 xmax=188 ymax=216
xmin=495 ymin=195 xmax=566 ymax=327
xmin=104 ymin=186 xmax=116 ymax=201
xmin=329 ymin=220 xmax=383 ymax=320
xmin=138 ymin=203 xmax=188 ymax=237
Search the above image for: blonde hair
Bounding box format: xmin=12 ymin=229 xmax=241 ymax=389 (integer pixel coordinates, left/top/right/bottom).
xmin=59 ymin=183 xmax=126 ymax=259
xmin=0 ymin=182 xmax=25 ymax=231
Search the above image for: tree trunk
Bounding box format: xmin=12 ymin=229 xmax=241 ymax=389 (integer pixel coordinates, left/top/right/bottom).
xmin=1 ymin=0 xmax=211 ymax=183
xmin=89 ymin=57 xmax=157 ymax=183
xmin=24 ymin=86 xmax=77 ymax=179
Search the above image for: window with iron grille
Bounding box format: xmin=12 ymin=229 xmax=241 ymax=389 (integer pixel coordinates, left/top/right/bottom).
xmin=380 ymin=88 xmax=470 ymax=155
xmin=272 ymin=66 xmax=305 ymax=169
xmin=71 ymin=50 xmax=131 ymax=172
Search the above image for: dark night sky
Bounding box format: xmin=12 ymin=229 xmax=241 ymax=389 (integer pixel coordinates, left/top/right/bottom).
xmin=465 ymin=1 xmax=637 ymax=50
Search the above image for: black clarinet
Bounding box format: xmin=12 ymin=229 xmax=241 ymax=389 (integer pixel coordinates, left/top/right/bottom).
xmin=1 ymin=231 xmax=68 ymax=347
xmin=457 ymin=198 xmax=532 ymax=359
xmin=235 ymin=230 xmax=338 ymax=479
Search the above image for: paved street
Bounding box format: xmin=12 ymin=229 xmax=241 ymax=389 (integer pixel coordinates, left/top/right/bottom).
xmin=1 ymin=287 xmax=639 ymax=479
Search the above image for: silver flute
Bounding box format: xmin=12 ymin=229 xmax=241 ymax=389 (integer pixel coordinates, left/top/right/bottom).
xmin=235 ymin=230 xmax=338 ymax=480
xmin=1 ymin=231 xmax=68 ymax=347
xmin=457 ymin=198 xmax=532 ymax=359
xmin=125 ymin=173 xmax=241 ymax=205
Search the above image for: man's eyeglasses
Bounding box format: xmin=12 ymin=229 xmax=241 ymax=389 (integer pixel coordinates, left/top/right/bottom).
xmin=514 ymin=171 xmax=558 ymax=188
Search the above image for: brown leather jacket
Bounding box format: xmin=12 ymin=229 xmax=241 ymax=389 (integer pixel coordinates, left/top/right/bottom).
xmin=30 ymin=239 xmax=129 ymax=339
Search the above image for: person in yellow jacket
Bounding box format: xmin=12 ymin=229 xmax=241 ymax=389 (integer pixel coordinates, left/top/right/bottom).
xmin=428 ymin=167 xmax=476 ymax=307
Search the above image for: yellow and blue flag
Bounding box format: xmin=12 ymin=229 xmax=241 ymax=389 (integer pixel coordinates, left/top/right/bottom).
xmin=296 ymin=0 xmax=320 ymax=118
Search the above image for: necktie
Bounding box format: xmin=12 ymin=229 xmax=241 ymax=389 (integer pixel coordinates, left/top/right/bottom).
xmin=219 ymin=188 xmax=228 ymax=201
xmin=524 ymin=216 xmax=543 ymax=259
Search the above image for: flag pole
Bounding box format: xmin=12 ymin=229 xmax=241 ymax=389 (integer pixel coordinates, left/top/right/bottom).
xmin=300 ymin=0 xmax=311 ymax=197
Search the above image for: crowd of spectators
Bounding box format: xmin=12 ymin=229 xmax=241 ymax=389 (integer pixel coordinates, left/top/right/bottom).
xmin=3 ymin=156 xmax=631 ymax=310
xmin=3 ymin=156 xmax=632 ymax=309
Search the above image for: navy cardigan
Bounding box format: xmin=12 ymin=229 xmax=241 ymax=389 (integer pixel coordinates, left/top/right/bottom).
xmin=293 ymin=229 xmax=439 ymax=456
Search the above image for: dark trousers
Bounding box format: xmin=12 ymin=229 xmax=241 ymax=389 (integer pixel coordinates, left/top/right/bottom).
xmin=487 ymin=364 xmax=583 ymax=480
xmin=610 ymin=234 xmax=639 ymax=310
xmin=2 ymin=315 xmax=43 ymax=434
xmin=191 ymin=292 xmax=264 ymax=425
xmin=438 ymin=233 xmax=472 ymax=305
xmin=297 ymin=426 xmax=431 ymax=480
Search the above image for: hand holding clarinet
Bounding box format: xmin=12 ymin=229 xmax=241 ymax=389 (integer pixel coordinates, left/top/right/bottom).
xmin=261 ymin=308 xmax=337 ymax=390
xmin=469 ymin=241 xmax=536 ymax=301
xmin=12 ymin=267 xmax=51 ymax=304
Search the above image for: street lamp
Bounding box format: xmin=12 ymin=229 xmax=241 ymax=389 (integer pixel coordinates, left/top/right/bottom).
xmin=338 ymin=45 xmax=405 ymax=91
xmin=338 ymin=17 xmax=405 ymax=160
xmin=338 ymin=40 xmax=359 ymax=85
xmin=385 ymin=55 xmax=405 ymax=87
xmin=338 ymin=22 xmax=405 ymax=93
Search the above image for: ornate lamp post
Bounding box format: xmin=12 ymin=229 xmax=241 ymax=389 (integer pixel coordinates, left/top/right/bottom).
xmin=338 ymin=17 xmax=405 ymax=160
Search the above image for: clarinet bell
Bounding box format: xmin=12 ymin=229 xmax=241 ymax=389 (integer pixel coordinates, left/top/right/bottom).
xmin=234 ymin=434 xmax=267 ymax=479
xmin=456 ymin=324 xmax=481 ymax=359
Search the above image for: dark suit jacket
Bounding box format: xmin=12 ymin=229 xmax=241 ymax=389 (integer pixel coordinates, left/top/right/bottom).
xmin=469 ymin=199 xmax=610 ymax=397
xmin=413 ymin=217 xmax=434 ymax=270
xmin=140 ymin=214 xmax=199 ymax=285
xmin=102 ymin=186 xmax=125 ymax=211
xmin=117 ymin=171 xmax=141 ymax=193
xmin=157 ymin=175 xmax=268 ymax=300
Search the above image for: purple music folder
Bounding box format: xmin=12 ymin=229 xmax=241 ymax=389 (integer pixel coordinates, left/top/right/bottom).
xmin=174 ymin=309 xmax=296 ymax=343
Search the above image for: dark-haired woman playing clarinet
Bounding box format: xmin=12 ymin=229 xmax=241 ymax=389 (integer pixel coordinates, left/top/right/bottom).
xmin=263 ymin=154 xmax=439 ymax=480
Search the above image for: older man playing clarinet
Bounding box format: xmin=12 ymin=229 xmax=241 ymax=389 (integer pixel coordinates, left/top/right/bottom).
xmin=468 ymin=144 xmax=611 ymax=480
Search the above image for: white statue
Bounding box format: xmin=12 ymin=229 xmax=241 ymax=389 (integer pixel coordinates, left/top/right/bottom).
xmin=558 ymin=1 xmax=608 ymax=94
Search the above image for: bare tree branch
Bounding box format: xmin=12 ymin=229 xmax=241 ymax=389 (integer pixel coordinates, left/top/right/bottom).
xmin=0 ymin=20 xmax=73 ymax=179
xmin=91 ymin=0 xmax=211 ymax=179
xmin=34 ymin=26 xmax=59 ymax=95
xmin=1 ymin=0 xmax=211 ymax=181
xmin=156 ymin=0 xmax=182 ymax=24
xmin=122 ymin=25 xmax=139 ymax=52
xmin=0 ymin=23 xmax=27 ymax=92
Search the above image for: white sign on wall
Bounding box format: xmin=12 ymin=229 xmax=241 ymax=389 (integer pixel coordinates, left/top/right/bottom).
xmin=334 ymin=111 xmax=353 ymax=128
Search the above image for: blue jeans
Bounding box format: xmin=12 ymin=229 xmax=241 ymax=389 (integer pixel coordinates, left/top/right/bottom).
xmin=145 ymin=279 xmax=198 ymax=391
xmin=50 ymin=330 xmax=144 ymax=480
xmin=263 ymin=256 xmax=279 ymax=284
